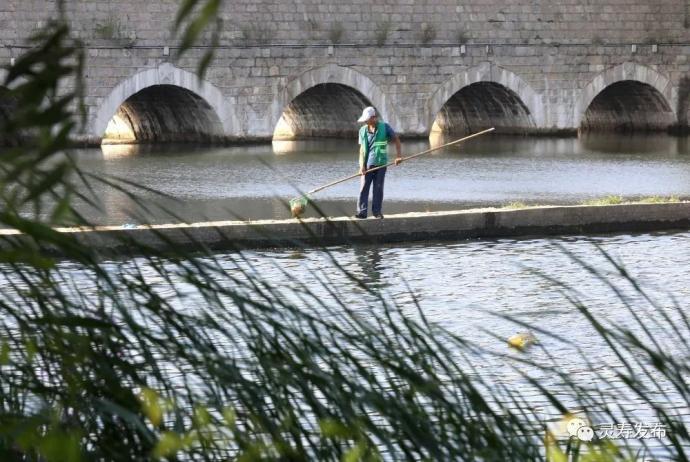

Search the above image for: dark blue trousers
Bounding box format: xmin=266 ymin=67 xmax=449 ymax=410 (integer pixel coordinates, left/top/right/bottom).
xmin=357 ymin=167 xmax=387 ymax=216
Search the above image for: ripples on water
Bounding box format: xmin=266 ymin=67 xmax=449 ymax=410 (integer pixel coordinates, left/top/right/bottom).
xmin=68 ymin=234 xmax=688 ymax=398
xmin=240 ymin=230 xmax=689 ymax=457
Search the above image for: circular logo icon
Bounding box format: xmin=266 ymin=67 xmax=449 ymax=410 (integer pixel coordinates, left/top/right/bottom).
xmin=567 ymin=417 xmax=587 ymax=437
xmin=577 ymin=426 xmax=595 ymax=442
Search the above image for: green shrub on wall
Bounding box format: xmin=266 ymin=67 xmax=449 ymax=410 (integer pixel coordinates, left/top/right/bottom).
xmin=419 ymin=22 xmax=436 ymax=45
xmin=375 ymin=21 xmax=392 ymax=46
xmin=239 ymin=22 xmax=275 ymax=45
xmin=328 ymin=21 xmax=345 ymax=45
xmin=93 ymin=15 xmax=136 ymax=47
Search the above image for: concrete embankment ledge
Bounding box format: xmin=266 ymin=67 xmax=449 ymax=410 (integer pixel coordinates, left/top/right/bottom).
xmin=3 ymin=202 xmax=690 ymax=255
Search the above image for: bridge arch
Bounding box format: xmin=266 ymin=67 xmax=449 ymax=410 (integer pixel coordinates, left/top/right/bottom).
xmin=426 ymin=63 xmax=543 ymax=136
xmin=576 ymin=62 xmax=675 ymax=132
xmin=92 ymin=63 xmax=234 ymax=143
xmin=272 ymin=64 xmax=398 ymax=140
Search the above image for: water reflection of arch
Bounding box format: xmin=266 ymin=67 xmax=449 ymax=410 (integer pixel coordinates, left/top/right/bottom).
xmin=576 ymin=63 xmax=675 ymax=133
xmin=92 ymin=63 xmax=233 ymax=143
xmin=426 ymin=63 xmax=543 ymax=136
xmin=273 ymin=64 xmax=398 ymax=140
xmin=579 ymin=133 xmax=675 ymax=154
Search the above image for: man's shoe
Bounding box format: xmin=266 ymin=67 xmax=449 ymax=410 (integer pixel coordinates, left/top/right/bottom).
xmin=374 ymin=214 xmax=384 ymax=219
xmin=353 ymin=213 xmax=367 ymax=219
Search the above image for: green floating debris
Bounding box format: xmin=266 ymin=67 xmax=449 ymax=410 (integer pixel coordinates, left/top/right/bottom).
xmin=289 ymin=196 xmax=309 ymax=218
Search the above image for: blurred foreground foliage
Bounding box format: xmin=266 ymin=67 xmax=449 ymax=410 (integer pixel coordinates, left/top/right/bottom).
xmin=0 ymin=4 xmax=687 ymax=462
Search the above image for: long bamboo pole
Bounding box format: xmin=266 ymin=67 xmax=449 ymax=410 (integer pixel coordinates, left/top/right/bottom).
xmin=304 ymin=127 xmax=495 ymax=196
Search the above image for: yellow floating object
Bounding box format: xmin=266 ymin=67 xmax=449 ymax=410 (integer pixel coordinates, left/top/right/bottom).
xmin=507 ymin=331 xmax=537 ymax=350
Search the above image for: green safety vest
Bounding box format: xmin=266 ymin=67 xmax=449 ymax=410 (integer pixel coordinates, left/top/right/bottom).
xmin=359 ymin=121 xmax=389 ymax=167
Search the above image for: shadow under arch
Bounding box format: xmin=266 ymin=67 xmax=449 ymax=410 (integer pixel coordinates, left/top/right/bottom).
xmin=92 ymin=64 xmax=233 ymax=144
xmin=273 ymin=64 xmax=399 ymax=140
xmin=576 ymin=62 xmax=675 ymax=133
xmin=426 ymin=63 xmax=543 ymax=136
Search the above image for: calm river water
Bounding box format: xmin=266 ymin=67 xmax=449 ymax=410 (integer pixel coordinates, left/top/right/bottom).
xmin=32 ymin=135 xmax=690 ymax=457
xmin=49 ymin=228 xmax=689 ymax=458
xmin=251 ymin=230 xmax=690 ymax=457
xmin=75 ymin=133 xmax=690 ymax=225
xmin=210 ymin=230 xmax=690 ymax=459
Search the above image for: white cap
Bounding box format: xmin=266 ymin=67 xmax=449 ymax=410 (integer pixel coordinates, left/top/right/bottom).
xmin=357 ymin=106 xmax=377 ymax=123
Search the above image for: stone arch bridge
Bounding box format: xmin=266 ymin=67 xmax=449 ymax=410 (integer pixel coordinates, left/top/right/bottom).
xmin=2 ymin=0 xmax=690 ymax=144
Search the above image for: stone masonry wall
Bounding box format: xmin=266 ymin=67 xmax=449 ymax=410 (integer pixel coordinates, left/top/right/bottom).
xmin=0 ymin=0 xmax=689 ymax=141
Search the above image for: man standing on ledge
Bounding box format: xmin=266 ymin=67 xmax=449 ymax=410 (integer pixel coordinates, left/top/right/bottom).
xmin=354 ymin=106 xmax=402 ymax=219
